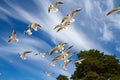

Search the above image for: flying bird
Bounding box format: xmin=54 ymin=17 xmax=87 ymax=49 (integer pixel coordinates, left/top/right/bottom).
xmin=29 ymin=23 xmax=41 ymax=31
xmin=18 ymin=50 xmax=32 ymax=60
xmin=8 ymin=30 xmax=19 ymax=43
xmin=49 ymin=61 xmax=56 ymax=67
xmin=48 ymin=1 xmax=63 ymax=13
xmin=60 ymin=45 xmax=73 ymax=56
xmin=49 ymin=42 xmax=67 ymax=55
xmin=24 ymin=23 xmax=41 ymax=35
xmin=75 ymin=58 xmax=86 ymax=64
xmin=63 ymin=52 xmax=76 ymax=63
xmin=24 ymin=28 xmax=32 ymax=35
xmin=106 ymin=6 xmax=120 ymax=16
xmin=35 ymin=52 xmax=46 ymax=57
xmin=61 ymin=8 xmax=81 ymax=23
xmin=52 ymin=46 xmax=73 ymax=61
xmin=62 ymin=60 xmax=71 ymax=70
xmin=45 ymin=72 xmax=54 ymax=77
xmin=54 ymin=21 xmax=71 ymax=32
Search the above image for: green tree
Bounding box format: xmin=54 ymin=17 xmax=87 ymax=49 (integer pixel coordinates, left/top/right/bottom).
xmin=71 ymin=49 xmax=120 ymax=80
xmin=56 ymin=74 xmax=69 ymax=80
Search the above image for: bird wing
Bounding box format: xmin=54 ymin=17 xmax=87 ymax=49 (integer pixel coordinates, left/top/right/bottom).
xmin=64 ymin=46 xmax=73 ymax=53
xmin=62 ymin=60 xmax=71 ymax=70
xmin=54 ymin=1 xmax=63 ymax=8
xmin=61 ymin=16 xmax=68 ymax=23
xmin=23 ymin=50 xmax=32 ymax=56
xmin=28 ymin=24 xmax=32 ymax=30
xmin=8 ymin=37 xmax=13 ymax=43
xmin=75 ymin=58 xmax=85 ymax=63
xmin=57 ymin=27 xmax=63 ymax=32
xmin=106 ymin=7 xmax=120 ymax=16
xmin=79 ymin=58 xmax=86 ymax=62
xmin=54 ymin=25 xmax=61 ymax=29
xmin=68 ymin=52 xmax=76 ymax=58
xmin=37 ymin=24 xmax=42 ymax=27
xmin=34 ymin=23 xmax=41 ymax=28
xmin=64 ymin=21 xmax=71 ymax=26
xmin=48 ymin=6 xmax=51 ymax=13
xmin=70 ymin=8 xmax=81 ymax=17
xmin=52 ymin=54 xmax=63 ymax=61
xmin=49 ymin=47 xmax=58 ymax=55
xmin=59 ymin=42 xmax=67 ymax=46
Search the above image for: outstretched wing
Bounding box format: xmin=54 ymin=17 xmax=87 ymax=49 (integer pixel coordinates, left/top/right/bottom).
xmin=54 ymin=25 xmax=60 ymax=29
xmin=54 ymin=1 xmax=63 ymax=8
xmin=64 ymin=45 xmax=73 ymax=53
xmin=57 ymin=27 xmax=63 ymax=32
xmin=68 ymin=52 xmax=76 ymax=58
xmin=48 ymin=6 xmax=52 ymax=13
xmin=49 ymin=47 xmax=58 ymax=55
xmin=61 ymin=16 xmax=68 ymax=23
xmin=23 ymin=50 xmax=32 ymax=56
xmin=70 ymin=8 xmax=81 ymax=17
xmin=52 ymin=54 xmax=63 ymax=61
xmin=37 ymin=23 xmax=42 ymax=27
xmin=106 ymin=7 xmax=120 ymax=16
xmin=8 ymin=37 xmax=13 ymax=43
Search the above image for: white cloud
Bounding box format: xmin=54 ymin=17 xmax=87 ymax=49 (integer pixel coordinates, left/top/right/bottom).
xmin=84 ymin=0 xmax=93 ymax=16
xmin=99 ymin=23 xmax=114 ymax=42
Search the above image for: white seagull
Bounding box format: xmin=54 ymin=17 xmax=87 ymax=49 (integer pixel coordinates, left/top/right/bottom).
xmin=62 ymin=60 xmax=71 ymax=70
xmin=63 ymin=52 xmax=76 ymax=63
xmin=35 ymin=52 xmax=46 ymax=57
xmin=49 ymin=42 xmax=67 ymax=55
xmin=61 ymin=8 xmax=81 ymax=23
xmin=48 ymin=1 xmax=63 ymax=13
xmin=45 ymin=72 xmax=54 ymax=77
xmin=54 ymin=21 xmax=71 ymax=32
xmin=18 ymin=50 xmax=32 ymax=60
xmin=8 ymin=30 xmax=19 ymax=43
xmin=49 ymin=61 xmax=56 ymax=67
xmin=52 ymin=46 xmax=73 ymax=61
xmin=24 ymin=23 xmax=41 ymax=35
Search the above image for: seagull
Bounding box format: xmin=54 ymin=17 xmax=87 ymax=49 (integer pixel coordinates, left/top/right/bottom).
xmin=54 ymin=21 xmax=71 ymax=32
xmin=75 ymin=58 xmax=86 ymax=64
xmin=106 ymin=6 xmax=120 ymax=16
xmin=24 ymin=23 xmax=41 ymax=35
xmin=62 ymin=60 xmax=71 ymax=70
xmin=18 ymin=50 xmax=32 ymax=60
xmin=45 ymin=72 xmax=54 ymax=77
xmin=48 ymin=1 xmax=63 ymax=13
xmin=52 ymin=45 xmax=73 ymax=61
xmin=63 ymin=52 xmax=76 ymax=63
xmin=61 ymin=8 xmax=81 ymax=23
xmin=24 ymin=28 xmax=32 ymax=35
xmin=49 ymin=61 xmax=56 ymax=67
xmin=35 ymin=52 xmax=46 ymax=57
xmin=8 ymin=30 xmax=19 ymax=43
xmin=29 ymin=23 xmax=41 ymax=31
xmin=49 ymin=42 xmax=67 ymax=55
xmin=60 ymin=45 xmax=73 ymax=56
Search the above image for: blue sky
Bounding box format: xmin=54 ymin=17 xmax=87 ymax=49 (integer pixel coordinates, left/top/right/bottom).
xmin=0 ymin=0 xmax=120 ymax=80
